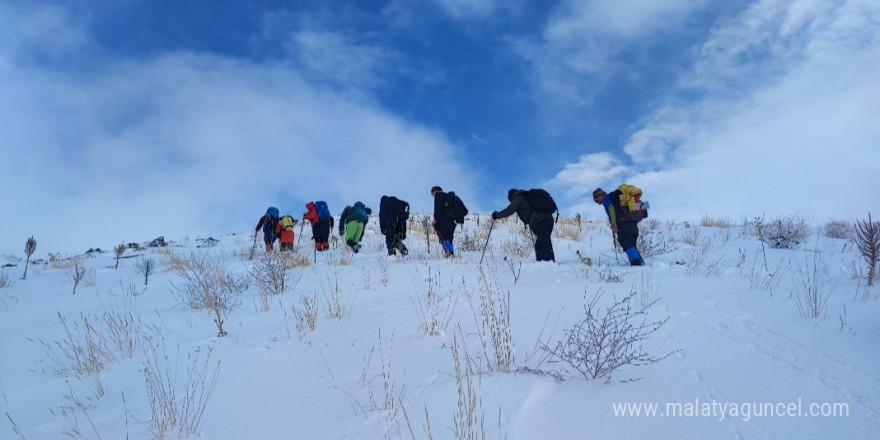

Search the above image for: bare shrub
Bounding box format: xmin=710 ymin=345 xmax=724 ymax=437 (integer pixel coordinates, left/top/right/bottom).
xmin=359 ymin=331 xmax=407 ymax=437
xmin=791 ymin=252 xmax=830 ymax=319
xmin=824 ymin=220 xmax=854 ymax=240
xmin=749 ymin=256 xmax=785 ymax=292
xmin=22 ymin=236 xmax=37 ymax=280
xmin=72 ymin=263 xmax=87 ymax=295
xmin=0 ymin=270 xmax=14 ymax=289
xmin=855 ymin=213 xmax=880 ymax=286
xmin=50 ymin=253 xmax=79 ymax=270
xmin=451 ymin=332 xmax=486 ymax=440
xmin=547 ymin=289 xmax=673 ymax=382
xmin=684 ymin=237 xmax=724 ymax=277
xmin=136 ymin=257 xmax=156 ymax=286
xmin=32 ymin=312 xmax=116 ymax=377
xmin=754 ymin=215 xmax=808 ymax=249
xmin=169 ymin=252 xmax=248 ymax=312
xmin=250 ymin=251 xmax=302 ymax=299
xmin=114 ymin=244 xmax=126 ymax=269
xmin=291 ymin=294 xmax=319 ymax=340
xmin=97 ymin=288 xmax=142 ymax=359
xmin=596 ymin=267 xmax=624 ymax=283
xmin=318 ymin=269 xmax=355 ymax=320
xmin=637 ymin=223 xmax=676 ymax=259
xmin=279 ymin=250 xmax=312 ymax=268
xmin=410 ymin=265 xmax=461 ymax=337
xmin=554 ymin=214 xmax=583 ymax=241
xmin=499 ymin=222 xmax=533 ymax=259
xmin=700 ymin=214 xmax=732 ymax=228
xmin=458 ymin=226 xmax=483 ymax=252
xmin=473 ymin=265 xmax=513 ymax=372
xmin=142 ymin=340 xmax=220 ymax=439
xmin=680 ymin=228 xmax=701 ymax=246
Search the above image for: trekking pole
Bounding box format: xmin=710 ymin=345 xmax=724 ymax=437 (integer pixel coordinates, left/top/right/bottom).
xmin=479 ymin=220 xmax=496 ymax=265
xmin=249 ymin=232 xmax=257 ymax=260
xmin=612 ymin=231 xmax=620 ymax=264
xmin=296 ymin=221 xmax=306 ymax=251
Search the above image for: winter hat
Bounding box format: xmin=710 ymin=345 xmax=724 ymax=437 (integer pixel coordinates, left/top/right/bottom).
xmin=431 ymin=186 xmax=443 ymax=194
xmin=508 ymin=188 xmax=519 ymax=200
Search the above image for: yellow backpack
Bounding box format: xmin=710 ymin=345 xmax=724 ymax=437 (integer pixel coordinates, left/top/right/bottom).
xmin=617 ymin=184 xmax=645 ymax=214
xmin=280 ymin=215 xmax=295 ymax=231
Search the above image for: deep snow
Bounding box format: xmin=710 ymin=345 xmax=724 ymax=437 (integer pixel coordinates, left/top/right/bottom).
xmin=1 ymin=213 xmax=877 ymax=439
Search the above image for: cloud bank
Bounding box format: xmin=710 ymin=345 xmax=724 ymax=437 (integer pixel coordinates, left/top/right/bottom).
xmin=547 ymin=0 xmax=880 ymax=221
xmin=0 ymin=5 xmax=475 ymax=256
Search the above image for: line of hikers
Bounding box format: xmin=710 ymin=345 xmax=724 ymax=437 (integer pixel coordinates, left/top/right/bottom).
xmin=254 ymin=183 xmax=649 ymax=266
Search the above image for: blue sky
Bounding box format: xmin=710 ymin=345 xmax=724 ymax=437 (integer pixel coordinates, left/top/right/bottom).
xmin=1 ymin=0 xmax=878 ymax=255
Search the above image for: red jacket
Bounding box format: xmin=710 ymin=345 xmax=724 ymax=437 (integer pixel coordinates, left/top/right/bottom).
xmin=303 ymin=202 xmax=319 ymax=226
xmin=276 ymin=221 xmax=295 ymax=244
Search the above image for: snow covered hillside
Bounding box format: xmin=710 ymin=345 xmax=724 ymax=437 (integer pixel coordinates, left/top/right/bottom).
xmin=1 ymin=213 xmax=878 ymax=439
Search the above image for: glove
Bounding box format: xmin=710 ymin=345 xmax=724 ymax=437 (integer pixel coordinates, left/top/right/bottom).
xmin=491 ymin=211 xmax=498 ymax=220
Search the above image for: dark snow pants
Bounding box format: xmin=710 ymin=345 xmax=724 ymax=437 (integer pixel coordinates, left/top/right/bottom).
xmin=531 ymin=217 xmax=555 ymax=262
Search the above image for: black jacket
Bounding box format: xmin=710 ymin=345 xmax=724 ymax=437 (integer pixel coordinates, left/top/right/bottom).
xmin=494 ymin=190 xmax=552 ymax=229
xmin=379 ymin=196 xmax=409 ymax=235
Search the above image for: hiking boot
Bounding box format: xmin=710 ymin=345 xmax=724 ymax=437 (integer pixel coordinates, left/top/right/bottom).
xmin=388 ymin=248 xmax=396 ymax=256
xmin=397 ymin=242 xmax=408 ymax=256
xmin=630 ymin=259 xmax=644 ymax=266
xmin=352 ymin=243 xmax=361 ymax=253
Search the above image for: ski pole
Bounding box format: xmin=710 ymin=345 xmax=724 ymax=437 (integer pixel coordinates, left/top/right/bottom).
xmin=612 ymin=231 xmax=620 ymax=263
xmin=479 ymin=219 xmax=496 ymax=265
xmin=295 ymin=221 xmax=305 ymax=251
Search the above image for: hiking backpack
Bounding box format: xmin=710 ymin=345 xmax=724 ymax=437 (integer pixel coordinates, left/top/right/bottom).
xmin=263 ymin=207 xmax=280 ymax=234
xmin=444 ymin=192 xmax=467 ymax=224
xmin=616 ymin=184 xmax=648 ymax=219
xmin=280 ymin=215 xmax=295 ymax=231
xmin=394 ymin=198 xmax=409 ymax=221
xmin=521 ymin=189 xmax=557 ymax=215
xmin=314 ymin=201 xmax=331 ymax=221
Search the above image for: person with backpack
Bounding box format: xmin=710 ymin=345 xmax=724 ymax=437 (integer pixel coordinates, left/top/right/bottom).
xmin=303 ymin=201 xmax=334 ymax=251
xmin=379 ymin=196 xmax=410 ymax=256
xmin=593 ymin=185 xmax=648 ymax=266
xmin=491 ymin=189 xmax=556 ymax=262
xmin=339 ymin=201 xmax=372 ymax=253
xmin=254 ymin=207 xmax=280 ymax=252
xmin=431 ymin=186 xmax=468 ymax=257
xmin=276 ymin=215 xmax=297 ymax=252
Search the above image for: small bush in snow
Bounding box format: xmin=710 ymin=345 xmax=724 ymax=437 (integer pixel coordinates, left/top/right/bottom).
xmin=476 ymin=265 xmax=513 ymax=372
xmin=700 ymin=214 xmax=732 ymax=228
xmin=136 ymin=256 xmax=156 ymax=286
xmin=411 ymin=265 xmax=459 ymax=337
xmin=824 ymin=220 xmax=854 ymax=240
xmin=753 ymin=215 xmax=808 ymax=249
xmin=638 ymin=223 xmax=677 ymax=259
xmin=791 ymin=251 xmax=830 ymax=319
xmin=855 ymin=213 xmax=880 ymax=286
xmin=169 ymin=252 xmax=248 ymax=314
xmin=291 ymin=294 xmax=319 ymax=340
xmin=0 ymin=270 xmax=14 ymax=289
xmin=547 ymin=289 xmax=673 ymax=382
xmin=143 ymin=340 xmax=220 ymax=439
xmin=23 ymin=236 xmax=37 ymax=280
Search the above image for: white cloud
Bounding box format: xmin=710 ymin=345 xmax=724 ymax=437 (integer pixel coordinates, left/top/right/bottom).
xmin=286 ymin=29 xmax=401 ymax=90
xmin=547 ymin=152 xmax=630 ymax=199
xmin=518 ymin=0 xmax=714 ymax=107
xmin=550 ymin=0 xmax=880 ymax=221
xmin=0 ymin=9 xmax=475 ymax=256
